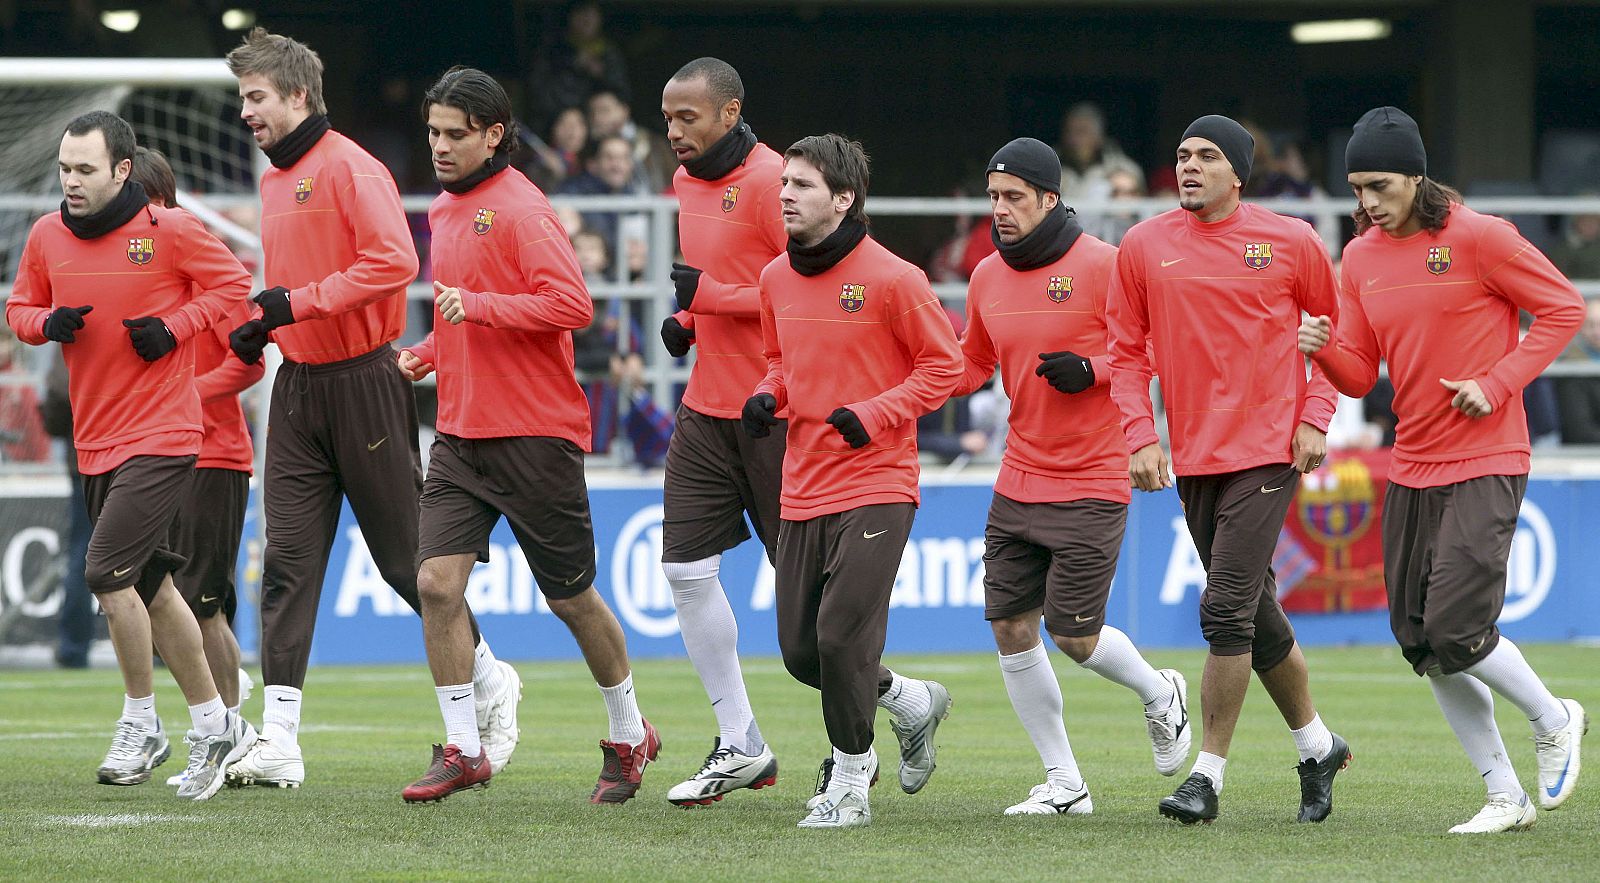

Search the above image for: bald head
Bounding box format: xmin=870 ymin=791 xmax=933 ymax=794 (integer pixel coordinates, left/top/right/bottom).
xmin=670 ymin=57 xmax=744 ymax=111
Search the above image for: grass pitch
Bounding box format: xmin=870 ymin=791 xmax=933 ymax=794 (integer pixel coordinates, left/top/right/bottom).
xmin=0 ymin=644 xmax=1595 ymax=881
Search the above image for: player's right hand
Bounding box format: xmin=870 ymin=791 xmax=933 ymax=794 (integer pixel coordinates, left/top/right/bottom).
xmin=741 ymin=393 xmax=779 ymax=439
xmin=43 ymin=304 xmax=93 ymax=343
xmin=1129 ymin=442 xmax=1172 ymax=492
xmin=1298 ymin=315 xmax=1332 ymax=355
xmin=660 ymin=316 xmax=695 ymax=358
xmin=396 ymin=349 xmax=433 ymax=382
xmin=228 ymin=319 xmax=269 ymax=365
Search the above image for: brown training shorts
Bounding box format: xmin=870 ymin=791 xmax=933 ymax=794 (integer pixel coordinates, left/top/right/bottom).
xmin=166 ymin=467 xmax=249 ymax=622
xmin=982 ymin=493 xmax=1127 ymax=638
xmin=82 ymin=454 xmax=196 ymax=603
xmin=661 ymin=405 xmax=786 ymax=565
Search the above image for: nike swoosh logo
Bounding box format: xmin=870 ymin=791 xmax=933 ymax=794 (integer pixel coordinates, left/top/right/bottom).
xmin=1074 ymin=614 xmax=1096 ymax=623
xmin=1260 ymin=485 xmax=1284 ymax=494
xmin=449 ymin=693 xmax=470 ymax=701
xmin=200 ymin=595 xmax=218 ymax=604
xmin=1161 ymin=258 xmax=1185 ymax=267
xmin=863 ymin=530 xmax=887 ymax=539
xmin=1366 ymin=278 xmax=1380 ymax=286
xmin=1470 ymin=635 xmax=1487 ymax=653
xmin=367 ymin=436 xmax=389 ymax=451
xmin=112 ymin=567 xmax=133 ymax=578
xmin=1547 ymin=754 xmax=1573 ymax=798
xmin=564 ymin=568 xmax=588 ymax=586
xmin=275 ymin=697 xmax=296 ymax=702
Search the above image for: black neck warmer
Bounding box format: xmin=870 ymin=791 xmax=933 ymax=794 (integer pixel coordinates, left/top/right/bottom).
xmin=60 ymin=180 xmax=150 ymax=241
xmin=992 ymin=203 xmax=1082 ymax=272
xmin=787 ymin=215 xmax=868 ymax=277
xmin=264 ymin=114 xmax=331 ymax=170
xmin=682 ymin=118 xmax=758 ymax=181
xmin=441 ymin=151 xmax=510 ymax=195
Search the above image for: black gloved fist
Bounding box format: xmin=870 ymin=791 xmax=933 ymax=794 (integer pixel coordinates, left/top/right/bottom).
xmin=229 ymin=319 xmax=269 ymax=365
xmin=741 ymin=393 xmax=779 ymax=439
xmin=43 ymin=304 xmax=94 ymax=343
xmin=670 ymin=262 xmax=702 ymax=312
xmin=1036 ymin=350 xmax=1095 ymax=394
xmin=123 ymin=317 xmax=176 ymax=362
xmin=254 ymin=286 xmax=294 ymax=330
xmin=826 ymin=407 xmax=870 ymax=448
xmin=660 ymin=316 xmax=696 ymax=358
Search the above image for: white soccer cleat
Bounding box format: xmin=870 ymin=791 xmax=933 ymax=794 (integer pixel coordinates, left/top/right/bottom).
xmin=797 ymin=786 xmax=871 ymax=829
xmin=806 ymin=755 xmax=880 ymax=810
xmin=1146 ymin=669 xmax=1192 ymax=776
xmin=476 ymin=661 xmax=522 ymax=775
xmin=98 ymin=718 xmax=171 ymax=785
xmin=890 ymin=679 xmax=951 ymax=794
xmin=1534 ymin=697 xmax=1586 ymax=810
xmin=1004 ymin=781 xmax=1094 ymax=816
xmin=239 ymin=668 xmax=254 ymax=705
xmin=224 ymin=735 xmax=304 ymax=788
xmin=668 ymin=739 xmax=779 ymax=807
xmin=1449 ymin=793 xmax=1537 ymax=834
xmin=177 ymin=713 xmax=257 ymax=801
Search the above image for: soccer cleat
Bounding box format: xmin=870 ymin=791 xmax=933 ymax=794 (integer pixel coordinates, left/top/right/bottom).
xmin=1146 ymin=669 xmax=1192 ymax=776
xmin=97 ymin=718 xmax=171 ymax=785
xmin=1534 ymin=698 xmax=1587 ymax=810
xmin=667 ymin=739 xmax=778 ymax=807
xmin=797 ymin=786 xmax=871 ymax=829
xmin=176 ymin=712 xmax=257 ymax=801
xmin=590 ymin=718 xmax=660 ymax=804
xmin=1004 ymin=781 xmax=1094 ymax=816
xmin=1296 ymin=732 xmax=1352 ymax=822
xmin=1449 ymin=793 xmax=1538 ymax=834
xmin=890 ymin=679 xmax=951 ymax=794
xmin=477 ymin=661 xmax=522 ymax=775
xmin=807 ymin=755 xmax=881 ymax=810
xmin=224 ymin=736 xmax=305 ymax=789
xmin=1159 ymin=773 xmax=1219 ymax=825
xmin=402 ymin=743 xmax=492 ymax=804
xmin=238 ymin=668 xmax=254 ymax=705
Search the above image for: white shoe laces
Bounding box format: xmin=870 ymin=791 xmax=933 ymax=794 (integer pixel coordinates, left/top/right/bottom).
xmin=105 ymin=720 xmax=148 ymax=763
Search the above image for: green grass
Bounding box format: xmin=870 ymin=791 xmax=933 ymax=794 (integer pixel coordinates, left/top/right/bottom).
xmin=0 ymin=645 xmax=1595 ymax=881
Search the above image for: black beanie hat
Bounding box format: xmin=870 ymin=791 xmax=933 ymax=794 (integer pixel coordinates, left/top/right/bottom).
xmin=1181 ymin=115 xmax=1254 ymax=186
xmin=1345 ymin=106 xmax=1426 ymax=177
xmin=987 ymin=137 xmax=1061 ymax=196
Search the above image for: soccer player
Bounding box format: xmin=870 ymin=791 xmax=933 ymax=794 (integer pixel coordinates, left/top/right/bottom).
xmin=1299 ymin=106 xmax=1587 ymax=834
xmin=1106 ymin=115 xmax=1351 ymax=825
xmin=745 ymin=134 xmax=960 ymax=828
xmin=953 ymin=138 xmax=1191 ymax=816
xmin=221 ymin=29 xmax=518 ymax=789
xmin=656 ymin=57 xmax=786 ymax=806
xmin=7 ymin=111 xmax=254 ymax=800
xmin=396 ymin=67 xmax=657 ymax=805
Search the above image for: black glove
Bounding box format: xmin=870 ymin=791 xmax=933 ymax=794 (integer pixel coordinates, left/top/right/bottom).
xmin=43 ymin=304 xmax=94 ymax=343
xmin=255 ymin=286 xmax=294 ymax=330
xmin=670 ymin=262 xmax=702 ymax=312
xmin=229 ymin=319 xmax=269 ymax=365
xmin=660 ymin=316 xmax=696 ymax=358
xmin=1036 ymin=350 xmax=1095 ymax=394
xmin=122 ymin=317 xmax=177 ymax=362
xmin=741 ymin=393 xmax=779 ymax=439
xmin=826 ymin=407 xmax=870 ymax=448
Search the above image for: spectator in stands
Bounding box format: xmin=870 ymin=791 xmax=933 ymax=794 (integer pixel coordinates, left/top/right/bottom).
xmin=586 ymin=89 xmax=676 ymax=192
xmin=1555 ymin=297 xmax=1600 ymax=443
xmin=1550 ymin=204 xmax=1600 ymax=281
xmin=1056 ymin=101 xmax=1144 ymax=202
xmin=0 ymin=329 xmax=50 ymax=462
xmin=559 ymin=134 xmax=648 ymax=260
xmin=529 ymin=0 xmax=630 ymax=126
xmin=526 ymin=106 xmax=588 ymax=191
xmin=39 ymin=350 xmax=95 ymax=668
xmin=1090 ymin=167 xmax=1146 ymax=245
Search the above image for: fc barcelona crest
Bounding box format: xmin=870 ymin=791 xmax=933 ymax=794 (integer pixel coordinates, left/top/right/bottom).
xmin=1046 ymin=275 xmax=1073 ymax=303
xmin=839 ymin=282 xmax=866 ymax=313
xmin=1243 ymin=242 xmax=1273 ymax=270
xmin=126 ymin=237 xmax=154 ymax=266
xmin=294 ymin=177 xmax=314 ymax=204
xmin=722 ymin=185 xmax=741 ymax=213
xmin=473 ymin=208 xmax=496 ymax=235
xmin=1426 ymin=245 xmax=1452 ymax=275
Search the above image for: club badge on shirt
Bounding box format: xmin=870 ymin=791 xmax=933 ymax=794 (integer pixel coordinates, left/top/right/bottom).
xmin=1426 ymin=246 xmax=1452 ymax=275
xmin=1046 ymin=275 xmax=1073 ymax=303
xmin=474 ymin=208 xmax=496 ymax=236
xmin=294 ymin=177 xmax=314 ymax=204
xmin=1243 ymin=242 xmax=1273 ymax=270
xmin=840 ymin=282 xmax=866 ymax=313
xmin=722 ymin=185 xmax=741 ymax=213
xmin=126 ymin=237 xmax=154 ymax=266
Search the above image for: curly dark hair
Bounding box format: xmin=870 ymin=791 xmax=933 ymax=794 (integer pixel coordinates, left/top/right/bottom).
xmin=1353 ymin=176 xmax=1462 ymax=236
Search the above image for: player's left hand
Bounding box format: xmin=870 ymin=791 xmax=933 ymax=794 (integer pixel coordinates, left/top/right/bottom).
xmin=1035 ymin=350 xmax=1095 ymax=394
xmin=434 ymin=280 xmax=467 ymax=325
xmin=826 ymin=407 xmax=871 ymax=448
xmin=670 ymin=262 xmax=702 ymax=312
xmin=122 ymin=317 xmax=176 ymax=362
xmin=1292 ymin=421 xmax=1328 ymax=473
xmin=254 ymin=286 xmax=294 ymax=329
xmin=1441 ymin=378 xmax=1492 ymax=419
xmin=396 ymin=348 xmax=433 ymax=382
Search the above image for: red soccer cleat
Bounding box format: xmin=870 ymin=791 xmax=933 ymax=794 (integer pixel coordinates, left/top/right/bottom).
xmin=590 ymin=718 xmax=661 ymax=804
xmin=402 ymin=743 xmax=491 ymax=804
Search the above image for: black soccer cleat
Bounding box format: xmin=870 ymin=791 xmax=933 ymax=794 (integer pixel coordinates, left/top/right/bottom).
xmin=1296 ymin=732 xmax=1351 ymax=822
xmin=1159 ymin=773 xmax=1219 ymax=825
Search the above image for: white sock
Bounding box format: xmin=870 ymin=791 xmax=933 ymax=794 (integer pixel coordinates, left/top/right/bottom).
xmin=878 ymin=671 xmax=932 ymax=721
xmin=999 ymin=643 xmax=1083 ymax=789
xmin=1192 ymin=751 xmax=1227 ymax=793
xmin=830 ymin=746 xmax=876 ymax=792
xmin=472 ymin=639 xmax=505 ymax=698
xmin=664 ymin=555 xmax=762 ymax=754
xmin=1464 ymin=637 xmax=1568 ymax=736
xmin=1430 ymin=672 xmax=1524 ymax=800
xmin=189 ymin=695 xmax=227 ymax=737
xmin=227 ymin=705 xmax=240 ymax=718
xmin=1291 ymin=713 xmax=1335 ymax=763
xmin=599 ymin=674 xmax=645 ymax=744
xmin=436 ymin=683 xmax=481 ymax=756
xmin=262 ymin=685 xmax=302 ymax=745
xmin=1078 ymin=626 xmax=1171 ymax=707
xmin=122 ymin=694 xmax=157 ymax=729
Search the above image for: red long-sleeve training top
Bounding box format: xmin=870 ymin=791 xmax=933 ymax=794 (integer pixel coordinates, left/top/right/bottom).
xmin=194 ymin=298 xmax=263 ymax=471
